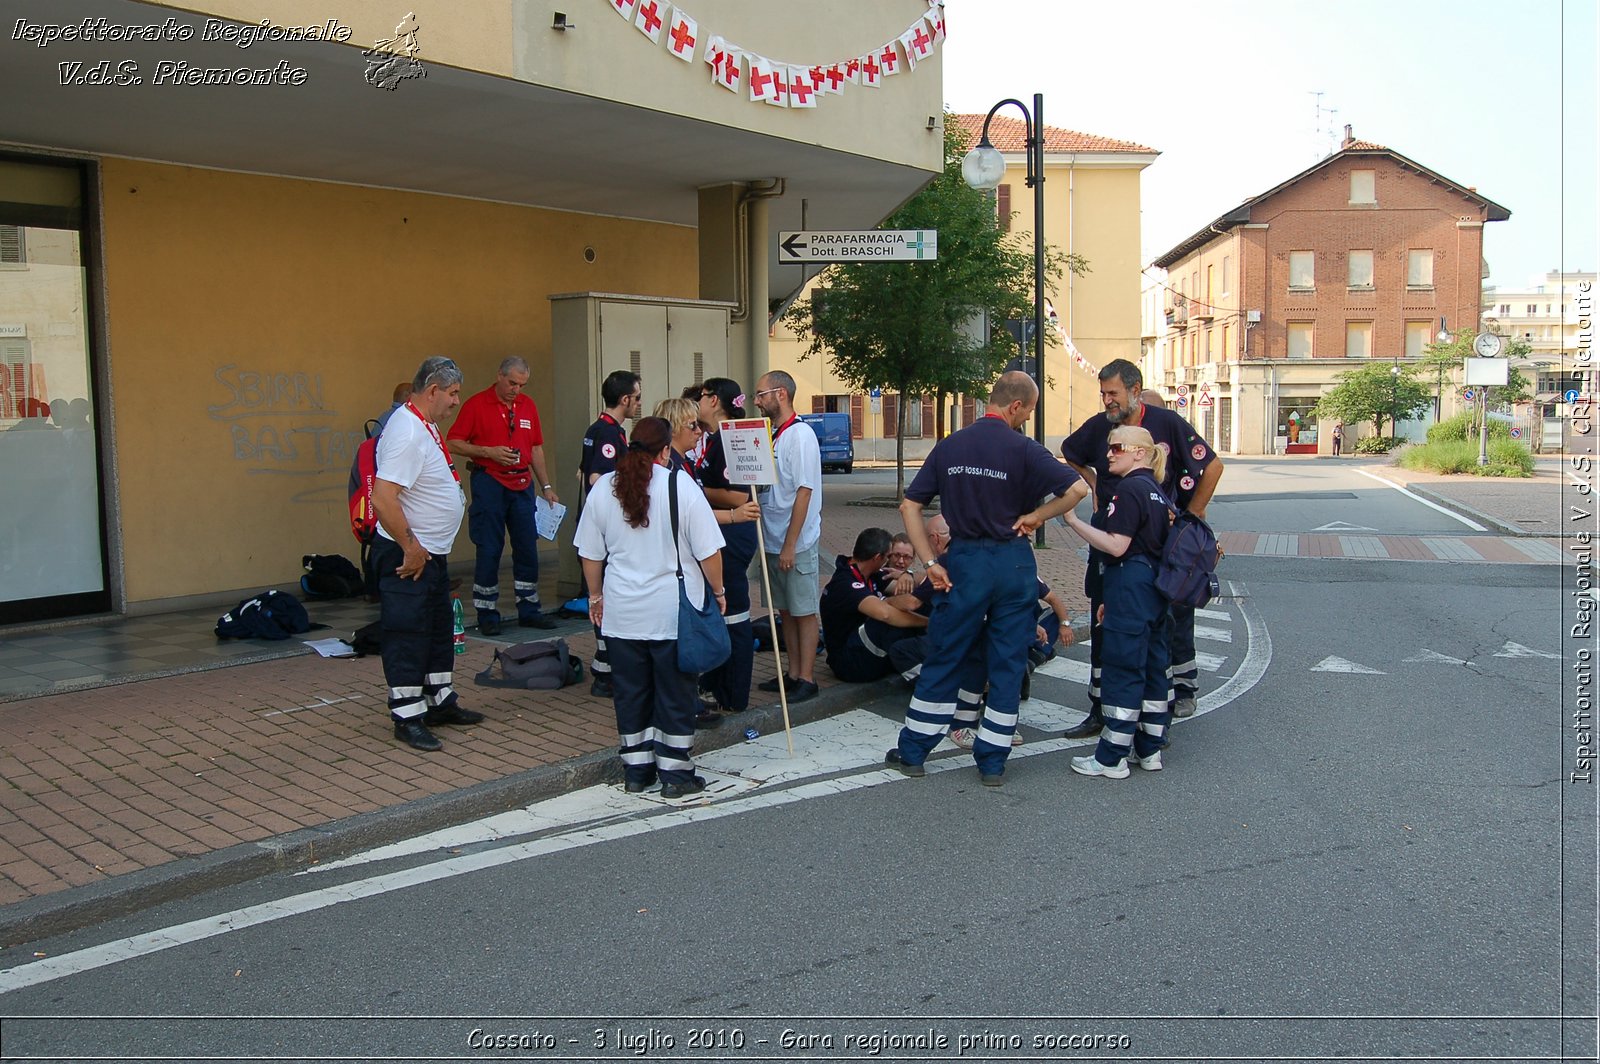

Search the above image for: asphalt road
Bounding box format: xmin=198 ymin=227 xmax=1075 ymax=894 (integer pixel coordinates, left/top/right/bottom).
xmin=0 ymin=460 xmax=1590 ymax=1063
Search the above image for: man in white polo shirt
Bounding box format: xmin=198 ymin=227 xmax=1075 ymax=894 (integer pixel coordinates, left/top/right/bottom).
xmin=752 ymin=370 xmax=823 ymax=703
xmin=370 ymin=356 xmax=482 ymax=752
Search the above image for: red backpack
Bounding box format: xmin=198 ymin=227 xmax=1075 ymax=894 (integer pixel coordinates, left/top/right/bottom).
xmin=348 ymin=420 xmax=381 ymax=544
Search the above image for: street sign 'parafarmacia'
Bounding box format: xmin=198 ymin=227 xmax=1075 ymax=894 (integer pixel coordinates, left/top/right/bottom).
xmin=777 ymin=230 xmax=938 ymax=263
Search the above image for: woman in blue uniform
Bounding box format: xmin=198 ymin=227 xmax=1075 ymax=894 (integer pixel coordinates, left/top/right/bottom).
xmin=1062 ymin=425 xmax=1173 ymax=778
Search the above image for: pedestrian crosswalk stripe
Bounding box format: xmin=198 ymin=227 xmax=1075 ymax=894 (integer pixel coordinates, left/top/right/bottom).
xmin=1193 ymin=624 xmax=1233 ymax=643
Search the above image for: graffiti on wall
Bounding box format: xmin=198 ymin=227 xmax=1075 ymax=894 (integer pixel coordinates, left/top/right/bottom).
xmin=208 ymin=364 xmax=364 ymax=503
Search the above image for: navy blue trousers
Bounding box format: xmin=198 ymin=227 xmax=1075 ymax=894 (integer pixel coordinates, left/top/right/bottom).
xmin=895 ymin=537 xmax=1036 ymax=776
xmin=373 ymin=537 xmax=458 ymax=722
xmin=609 ymin=637 xmax=699 ymax=787
xmin=700 ymin=522 xmax=756 ymax=711
xmin=468 ymin=470 xmax=545 ymax=626
xmin=1094 ymin=557 xmax=1171 ymax=765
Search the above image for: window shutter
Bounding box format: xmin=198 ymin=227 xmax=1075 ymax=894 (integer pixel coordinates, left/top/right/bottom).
xmin=811 ymin=394 xmax=824 ymax=413
xmin=883 ymin=393 xmax=899 ymax=434
xmin=920 ymin=397 xmax=935 ymax=438
xmin=961 ymin=397 xmax=976 ymax=425
xmin=850 ymin=394 xmax=864 ymax=438
xmin=997 ymin=185 xmax=1011 ymax=234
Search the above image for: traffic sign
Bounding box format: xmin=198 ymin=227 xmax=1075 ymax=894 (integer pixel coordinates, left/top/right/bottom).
xmin=1510 ymin=427 xmax=1523 ymax=439
xmin=869 ymin=387 xmax=882 ymax=398
xmin=1175 ymin=396 xmax=1188 ymax=408
xmin=1565 ymin=389 xmax=1582 ymax=403
xmin=1198 ymin=393 xmax=1214 ymax=408
xmin=777 ymin=230 xmax=938 ymax=263
xmin=1176 ymin=384 xmax=1190 ymax=398
xmin=1463 ymin=388 xmax=1475 ymax=401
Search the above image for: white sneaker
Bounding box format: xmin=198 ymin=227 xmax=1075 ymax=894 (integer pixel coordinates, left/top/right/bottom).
xmin=1070 ymin=754 xmax=1129 ymax=779
xmin=1011 ymin=730 xmax=1024 ymax=747
xmin=1134 ymin=751 xmax=1163 ymax=771
xmin=948 ymin=727 xmax=976 ymax=750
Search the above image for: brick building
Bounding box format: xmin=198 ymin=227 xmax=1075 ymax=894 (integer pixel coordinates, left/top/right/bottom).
xmin=1149 ymin=127 xmax=1509 ymax=455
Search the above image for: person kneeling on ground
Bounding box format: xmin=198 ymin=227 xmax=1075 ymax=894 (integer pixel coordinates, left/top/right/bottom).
xmin=820 ymin=527 xmax=927 ymax=683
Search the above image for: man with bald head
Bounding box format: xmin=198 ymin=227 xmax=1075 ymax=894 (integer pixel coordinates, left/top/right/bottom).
xmin=887 ymin=371 xmax=1087 ymax=786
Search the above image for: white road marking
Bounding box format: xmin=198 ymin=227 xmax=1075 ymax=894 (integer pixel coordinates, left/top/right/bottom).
xmin=1504 ymin=538 xmax=1565 ymax=563
xmin=1422 ymin=537 xmax=1484 ymax=562
xmin=260 ymin=694 xmax=371 ymax=719
xmin=1312 ymin=521 xmax=1378 ymax=532
xmin=1404 ymin=649 xmax=1474 ymax=665
xmin=1355 ymin=469 xmax=1488 ymax=532
xmin=1256 ymin=534 xmax=1300 ymax=556
xmin=0 ymin=591 xmax=1275 ymax=996
xmin=1494 ymin=641 xmax=1561 ymax=660
xmin=1195 ymin=651 xmax=1228 ymax=673
xmin=1194 ymin=607 xmax=1231 ymax=622
xmin=1338 ymin=535 xmax=1390 ymax=559
xmin=1194 ymin=624 xmax=1234 ymax=643
xmin=1036 ymin=656 xmax=1090 ymax=684
xmin=1310 ymin=655 xmax=1386 ymax=674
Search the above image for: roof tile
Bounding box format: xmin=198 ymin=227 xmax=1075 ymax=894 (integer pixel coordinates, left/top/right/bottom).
xmin=950 ymin=113 xmax=1156 ymax=155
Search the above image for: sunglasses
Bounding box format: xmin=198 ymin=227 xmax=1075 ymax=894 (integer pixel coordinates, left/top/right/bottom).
xmin=754 ymin=387 xmax=782 ymax=398
xmin=1107 ymin=442 xmax=1146 ymax=455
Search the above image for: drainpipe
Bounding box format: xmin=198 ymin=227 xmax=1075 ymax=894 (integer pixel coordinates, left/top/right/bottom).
xmin=730 ymin=179 xmax=785 ymax=386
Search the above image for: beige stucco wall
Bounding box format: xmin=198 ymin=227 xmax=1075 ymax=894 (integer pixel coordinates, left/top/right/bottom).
xmin=99 ymin=158 xmax=696 ymax=605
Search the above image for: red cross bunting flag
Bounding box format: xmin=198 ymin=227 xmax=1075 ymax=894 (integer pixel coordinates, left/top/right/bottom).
xmin=767 ymin=66 xmax=789 ymax=107
xmin=927 ymin=3 xmax=947 ymax=45
xmin=632 ymin=0 xmax=665 ymax=43
xmin=858 ymin=52 xmax=880 ymax=87
xmin=821 ymin=63 xmax=847 ymax=94
xmin=747 ymin=55 xmax=781 ymax=104
xmin=706 ymin=35 xmax=740 ymax=91
xmin=610 ymin=0 xmax=637 ymax=19
xmin=787 ymin=66 xmax=817 ymax=108
xmin=898 ymin=22 xmax=933 ymax=68
xmin=877 ymin=41 xmax=901 ymax=77
xmin=666 ymin=9 xmax=697 ymax=61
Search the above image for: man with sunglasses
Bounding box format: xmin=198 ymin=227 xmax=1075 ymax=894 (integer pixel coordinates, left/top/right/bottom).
xmin=446 ymin=356 xmax=560 ymax=636
xmin=1059 ymin=359 xmax=1223 ymax=738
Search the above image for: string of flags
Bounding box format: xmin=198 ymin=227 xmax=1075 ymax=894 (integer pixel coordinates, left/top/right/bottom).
xmin=1043 ymin=298 xmax=1099 ymax=375
xmin=607 ymin=0 xmax=946 ymax=110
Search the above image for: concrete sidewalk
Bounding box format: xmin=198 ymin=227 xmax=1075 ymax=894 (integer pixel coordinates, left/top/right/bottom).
xmin=0 ymin=456 xmax=1575 ymax=945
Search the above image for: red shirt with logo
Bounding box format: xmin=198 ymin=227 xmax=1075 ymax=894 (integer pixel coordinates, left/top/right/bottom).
xmin=446 ymin=387 xmax=544 ymax=492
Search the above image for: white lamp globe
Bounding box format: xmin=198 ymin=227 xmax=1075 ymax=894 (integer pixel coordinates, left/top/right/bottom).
xmin=961 ymin=145 xmax=1006 ymax=190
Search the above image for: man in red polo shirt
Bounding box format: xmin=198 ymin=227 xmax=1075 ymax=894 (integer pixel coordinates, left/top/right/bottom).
xmin=445 ymin=357 xmax=560 ymax=635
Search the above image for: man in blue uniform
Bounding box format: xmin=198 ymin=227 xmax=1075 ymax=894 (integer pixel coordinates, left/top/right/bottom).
xmin=885 ymin=371 xmax=1087 ymax=787
xmin=820 ymin=527 xmax=927 ymax=683
xmin=578 ymin=369 xmax=642 ymax=698
xmin=1059 ymin=359 xmax=1222 ymax=737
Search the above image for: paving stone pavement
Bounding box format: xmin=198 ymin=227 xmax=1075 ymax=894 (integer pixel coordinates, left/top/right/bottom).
xmin=0 ymin=457 xmax=1575 ymax=942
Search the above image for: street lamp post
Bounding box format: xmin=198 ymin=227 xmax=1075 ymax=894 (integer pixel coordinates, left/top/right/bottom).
xmin=962 ymin=93 xmax=1046 ymax=545
xmin=1390 ymin=358 xmax=1401 ymax=442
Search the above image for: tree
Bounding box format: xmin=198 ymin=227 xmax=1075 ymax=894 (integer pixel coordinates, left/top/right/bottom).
xmin=1314 ymin=362 xmax=1432 ymax=440
xmin=780 ymin=118 xmax=1086 ymax=496
xmin=1417 ymin=330 xmax=1533 ymax=419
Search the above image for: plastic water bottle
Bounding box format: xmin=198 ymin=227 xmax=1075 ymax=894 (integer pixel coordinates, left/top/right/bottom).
xmin=452 ymin=597 xmax=466 ymax=655
xmin=743 ymin=727 xmax=759 ymax=742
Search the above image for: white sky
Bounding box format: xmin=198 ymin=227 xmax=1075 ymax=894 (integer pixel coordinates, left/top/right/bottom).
xmin=940 ymin=0 xmax=1597 ymax=290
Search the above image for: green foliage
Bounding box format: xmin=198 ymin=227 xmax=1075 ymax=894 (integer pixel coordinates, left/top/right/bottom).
xmin=1353 ymin=435 xmax=1401 ymax=454
xmin=1314 ymin=363 xmax=1432 ymax=438
xmin=1426 ymin=411 xmax=1513 ymax=444
xmin=1396 ymin=439 xmax=1534 ymax=476
xmin=780 ymin=116 xmax=1087 ymax=493
xmin=1417 ymin=330 xmax=1533 ymax=411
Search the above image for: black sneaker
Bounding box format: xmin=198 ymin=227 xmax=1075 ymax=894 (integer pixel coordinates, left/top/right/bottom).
xmin=393 ymin=719 xmax=443 ymax=752
xmin=660 ymin=775 xmax=707 ymax=799
xmin=884 ymin=749 xmax=925 ymax=778
xmin=479 ymin=617 xmax=501 ymax=637
xmin=424 ymin=704 xmax=485 ymax=727
xmin=787 ymin=679 xmax=819 ymax=704
xmin=624 ymin=775 xmax=657 ymax=794
xmin=758 ymin=675 xmax=791 ymax=693
xmin=590 ymin=675 xmax=614 ymax=698
xmin=1062 ymin=711 xmax=1103 ymax=740
xmin=518 ymin=614 xmax=559 ymax=630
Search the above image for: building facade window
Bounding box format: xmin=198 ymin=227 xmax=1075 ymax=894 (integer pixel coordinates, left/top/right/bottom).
xmin=1498 ymin=304 xmax=1511 ymax=316
xmin=1350 ymin=169 xmax=1376 ymax=204
xmin=1526 ymin=303 xmax=1538 ymax=315
xmin=1348 ymin=250 xmax=1374 ymax=288
xmin=1221 ymin=255 xmax=1231 ymax=296
xmin=1289 ymin=251 xmax=1314 ymax=290
xmin=1405 ymin=320 xmax=1432 ymax=357
xmin=1346 ymin=321 xmax=1374 ymax=358
xmin=1407 ymin=249 xmax=1434 ymax=288
xmin=1288 ymin=322 xmax=1313 ymax=359
xmin=1277 ymin=397 xmax=1320 ymax=449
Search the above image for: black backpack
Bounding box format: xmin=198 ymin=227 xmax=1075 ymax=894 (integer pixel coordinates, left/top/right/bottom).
xmin=301 ymin=554 xmax=365 ymax=599
xmin=474 ymin=639 xmax=583 ymax=690
xmin=215 ymin=590 xmax=313 ymax=641
xmin=1154 ymin=500 xmax=1221 ymax=609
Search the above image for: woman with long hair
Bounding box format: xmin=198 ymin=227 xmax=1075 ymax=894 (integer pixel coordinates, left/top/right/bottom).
xmin=574 ymin=416 xmax=726 ymax=799
xmin=1061 ymin=424 xmax=1174 ymax=779
xmin=690 ymin=377 xmax=762 ymax=724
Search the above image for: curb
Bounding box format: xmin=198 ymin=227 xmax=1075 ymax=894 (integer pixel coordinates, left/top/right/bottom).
xmin=0 ymin=680 xmax=869 ymax=947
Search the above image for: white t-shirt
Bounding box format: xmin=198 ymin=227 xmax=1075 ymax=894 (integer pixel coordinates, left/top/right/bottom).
xmin=375 ymin=406 xmax=465 ymax=555
xmin=574 ymin=465 xmax=725 ymax=641
xmin=759 ymin=418 xmax=822 ymax=552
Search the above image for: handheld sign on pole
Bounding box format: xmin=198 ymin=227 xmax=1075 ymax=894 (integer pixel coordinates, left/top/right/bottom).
xmin=718 ymin=418 xmax=794 ymax=753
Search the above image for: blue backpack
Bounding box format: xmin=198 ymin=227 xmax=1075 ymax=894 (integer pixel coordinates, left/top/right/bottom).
xmin=215 ymin=590 xmax=313 ymax=641
xmin=1154 ymin=496 xmax=1221 ymax=609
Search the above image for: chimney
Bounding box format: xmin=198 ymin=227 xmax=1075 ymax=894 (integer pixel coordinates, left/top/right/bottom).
xmin=1341 ymin=123 xmax=1354 ymax=149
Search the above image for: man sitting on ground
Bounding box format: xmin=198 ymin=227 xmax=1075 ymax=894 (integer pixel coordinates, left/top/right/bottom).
xmin=819 ymin=528 xmax=927 ymax=683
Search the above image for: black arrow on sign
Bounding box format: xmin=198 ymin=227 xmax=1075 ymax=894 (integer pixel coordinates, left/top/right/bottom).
xmin=780 ymin=233 xmax=808 ymax=259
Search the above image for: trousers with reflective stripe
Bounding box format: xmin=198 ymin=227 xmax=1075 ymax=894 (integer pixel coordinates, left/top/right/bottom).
xmin=467 ymin=470 xmax=543 ymax=625
xmin=373 ymin=538 xmax=459 ymax=721
xmin=1094 ymin=557 xmax=1171 ymax=766
xmin=895 ymin=537 xmax=1036 ymax=776
xmin=609 ymin=637 xmax=699 ymax=787
xmin=699 ymin=521 xmax=757 ymax=711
